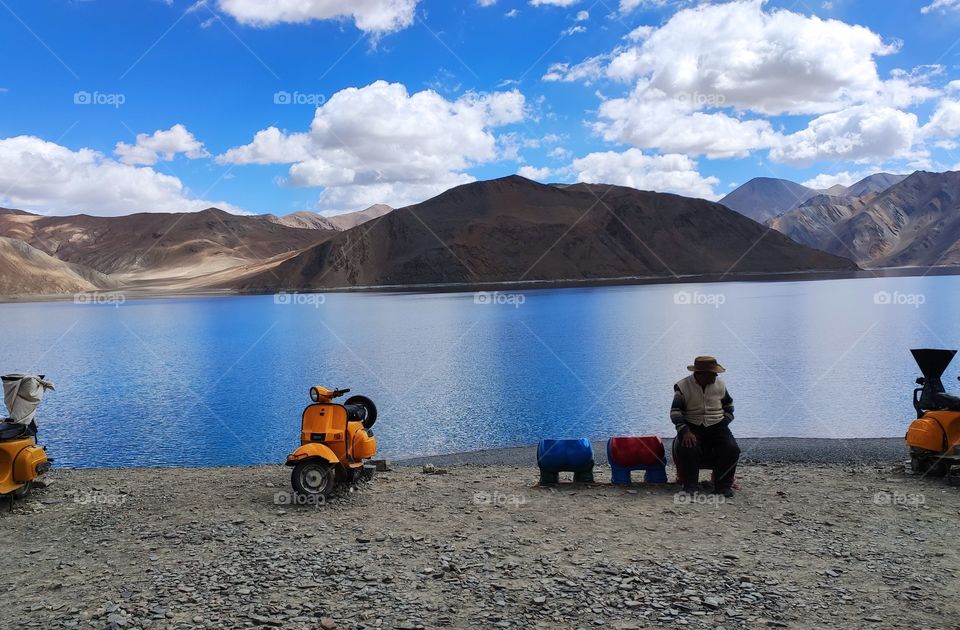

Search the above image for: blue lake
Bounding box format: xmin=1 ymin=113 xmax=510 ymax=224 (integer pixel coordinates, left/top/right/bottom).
xmin=2 ymin=275 xmax=956 ymax=468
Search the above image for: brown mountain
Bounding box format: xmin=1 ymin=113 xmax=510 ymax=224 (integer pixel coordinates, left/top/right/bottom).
xmin=0 ymin=207 xmax=334 ymax=287
xmin=267 ymin=204 xmax=394 ymax=232
xmin=0 ymin=237 xmax=119 ymax=295
xmin=770 ymin=171 xmax=960 ymax=267
xmin=719 ymin=177 xmax=820 ymax=223
xmin=235 ymin=175 xmax=857 ymax=291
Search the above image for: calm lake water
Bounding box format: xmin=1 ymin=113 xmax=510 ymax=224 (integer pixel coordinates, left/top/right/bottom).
xmin=2 ymin=275 xmax=956 ymax=468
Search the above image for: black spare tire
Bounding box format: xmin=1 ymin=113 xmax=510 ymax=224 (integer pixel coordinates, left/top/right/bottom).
xmin=344 ymin=395 xmax=377 ymax=429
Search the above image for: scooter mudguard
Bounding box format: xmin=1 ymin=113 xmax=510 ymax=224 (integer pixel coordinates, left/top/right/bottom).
xmin=287 ymin=442 xmax=339 ymax=466
xmin=13 ymin=444 xmax=47 ymax=483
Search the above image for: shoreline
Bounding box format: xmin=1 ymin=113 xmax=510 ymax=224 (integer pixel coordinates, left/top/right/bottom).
xmin=2 ymin=265 xmax=959 ymax=305
xmin=46 ymin=437 xmax=908 ymax=471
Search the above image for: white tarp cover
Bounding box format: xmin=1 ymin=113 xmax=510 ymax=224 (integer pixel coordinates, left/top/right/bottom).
xmin=3 ymin=374 xmax=54 ymax=425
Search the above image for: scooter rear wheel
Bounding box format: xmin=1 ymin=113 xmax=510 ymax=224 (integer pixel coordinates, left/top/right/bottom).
xmin=291 ymin=461 xmax=335 ymax=499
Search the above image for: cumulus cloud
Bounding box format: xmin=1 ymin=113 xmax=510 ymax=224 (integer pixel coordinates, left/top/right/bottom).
xmin=592 ymin=82 xmax=778 ymax=158
xmin=217 ymin=0 xmax=419 ymax=34
xmin=543 ymin=0 xmax=952 ymax=169
xmin=921 ymin=99 xmax=960 ymax=140
xmin=571 ymin=149 xmax=720 ymax=199
xmin=219 ymin=81 xmax=526 ymax=212
xmin=114 ymin=124 xmax=209 ymax=166
xmin=598 ymin=0 xmax=904 ymax=116
xmin=771 ymin=105 xmax=919 ymax=166
xmin=0 ymin=135 xmax=240 ymax=216
xmin=801 ymin=170 xmax=875 ymax=190
xmin=518 ymin=165 xmax=553 ymax=180
xmin=217 ymin=127 xmax=312 ymax=165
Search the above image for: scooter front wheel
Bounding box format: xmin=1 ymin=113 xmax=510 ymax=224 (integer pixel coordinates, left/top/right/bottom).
xmin=291 ymin=460 xmax=335 ymax=499
xmin=11 ymin=481 xmax=32 ymax=499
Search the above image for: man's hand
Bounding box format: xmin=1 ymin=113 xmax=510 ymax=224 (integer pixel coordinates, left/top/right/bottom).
xmin=680 ymin=430 xmax=697 ymax=448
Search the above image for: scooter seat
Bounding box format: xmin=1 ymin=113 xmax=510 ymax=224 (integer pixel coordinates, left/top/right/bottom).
xmin=0 ymin=421 xmax=30 ymax=441
xmin=935 ymin=393 xmax=960 ymax=411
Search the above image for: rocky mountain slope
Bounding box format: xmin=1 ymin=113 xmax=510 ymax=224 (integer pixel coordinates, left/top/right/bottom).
xmin=0 ymin=207 xmax=334 ymax=289
xmin=718 ymin=177 xmax=820 ymax=223
xmin=266 ymin=204 xmax=394 ymax=232
xmin=769 ymin=171 xmax=960 ymax=267
xmin=0 ymin=236 xmax=119 ymax=295
xmin=236 ymin=175 xmax=858 ymax=291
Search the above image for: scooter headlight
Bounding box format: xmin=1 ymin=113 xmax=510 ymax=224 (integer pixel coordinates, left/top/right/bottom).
xmin=310 ymin=387 xmax=321 ymax=402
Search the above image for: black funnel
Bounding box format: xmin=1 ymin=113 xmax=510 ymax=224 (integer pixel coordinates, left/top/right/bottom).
xmin=911 ymin=348 xmax=957 ymax=379
xmin=911 ymin=348 xmax=957 ymax=416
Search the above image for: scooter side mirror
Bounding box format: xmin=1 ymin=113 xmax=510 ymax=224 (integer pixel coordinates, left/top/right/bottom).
xmin=916 ymin=377 xmax=926 ymax=385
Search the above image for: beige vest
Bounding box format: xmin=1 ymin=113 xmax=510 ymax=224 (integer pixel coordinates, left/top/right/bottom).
xmin=676 ymin=375 xmax=726 ymax=427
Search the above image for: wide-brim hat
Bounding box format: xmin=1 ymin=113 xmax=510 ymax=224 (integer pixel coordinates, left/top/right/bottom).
xmin=687 ymin=356 xmax=725 ymax=373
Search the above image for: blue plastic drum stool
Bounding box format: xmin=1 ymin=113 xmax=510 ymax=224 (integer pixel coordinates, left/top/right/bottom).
xmin=537 ymin=438 xmax=595 ymax=485
xmin=607 ymin=436 xmax=668 ymax=485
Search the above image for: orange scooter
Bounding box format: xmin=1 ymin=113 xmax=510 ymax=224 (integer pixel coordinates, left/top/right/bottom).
xmin=286 ymin=386 xmax=378 ymax=499
xmin=0 ymin=374 xmax=54 ymax=503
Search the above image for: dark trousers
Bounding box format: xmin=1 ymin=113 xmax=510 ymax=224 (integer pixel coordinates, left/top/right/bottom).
xmin=674 ymin=423 xmax=740 ymax=490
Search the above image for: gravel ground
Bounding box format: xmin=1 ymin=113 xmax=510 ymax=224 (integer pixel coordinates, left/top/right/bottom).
xmin=1 ymin=447 xmax=958 ymax=630
xmin=396 ymin=438 xmax=905 ymax=467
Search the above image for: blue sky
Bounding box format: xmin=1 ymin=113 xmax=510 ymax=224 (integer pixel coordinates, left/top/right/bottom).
xmin=1 ymin=0 xmax=959 ymax=216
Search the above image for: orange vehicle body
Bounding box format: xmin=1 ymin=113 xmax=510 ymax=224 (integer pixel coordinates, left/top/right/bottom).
xmin=286 ymin=402 xmax=377 ymax=470
xmin=906 ymin=410 xmax=960 ymax=457
xmin=0 ymin=436 xmax=50 ymax=496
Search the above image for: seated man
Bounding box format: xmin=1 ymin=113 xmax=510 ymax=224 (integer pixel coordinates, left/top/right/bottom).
xmin=670 ymin=356 xmax=740 ymax=497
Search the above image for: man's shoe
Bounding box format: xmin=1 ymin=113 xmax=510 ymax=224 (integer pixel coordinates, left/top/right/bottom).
xmin=682 ymin=483 xmax=698 ymax=494
xmin=715 ymin=486 xmax=734 ymax=498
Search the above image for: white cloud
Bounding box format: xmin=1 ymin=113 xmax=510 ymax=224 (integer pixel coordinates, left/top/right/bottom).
xmin=571 ymin=148 xmax=720 ymax=199
xmin=619 ymin=0 xmax=673 ymax=13
xmin=771 ymin=105 xmax=919 ymax=165
xmin=575 ymin=10 xmax=588 ymax=20
xmin=217 ymin=127 xmax=312 ymax=165
xmin=921 ymin=99 xmax=960 ymax=140
xmin=542 ymin=53 xmax=609 ymax=83
xmin=217 ymin=0 xmax=419 ymax=34
xmin=530 ymin=0 xmax=581 ymax=6
xmin=505 ymin=9 xmax=519 ymax=17
xmin=592 ymin=82 xmax=778 ymax=158
xmin=557 ymin=0 xmax=908 ymax=116
xmin=0 ymin=135 xmax=240 ymax=216
xmin=219 ymin=81 xmax=526 ymax=212
xmin=114 ymin=124 xmax=209 ymax=166
xmin=518 ymin=166 xmax=552 ymax=180
xmin=921 ymin=0 xmax=960 ymax=13
xmin=801 ymin=170 xmax=874 ymax=190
